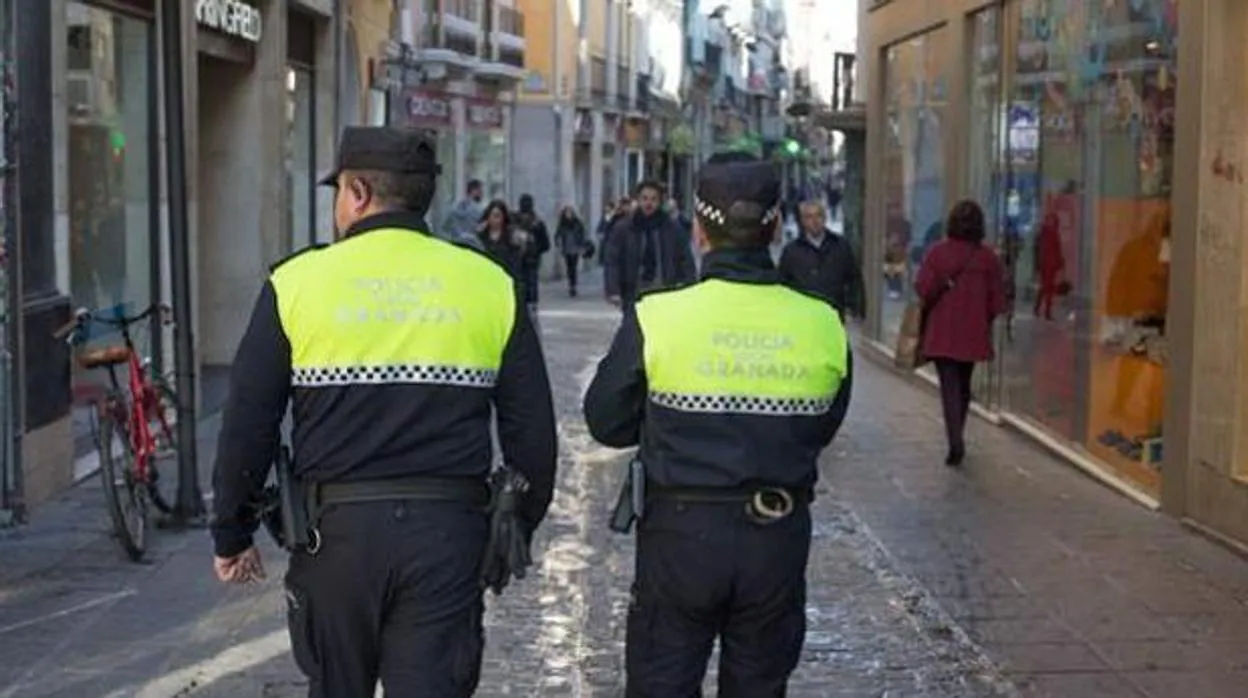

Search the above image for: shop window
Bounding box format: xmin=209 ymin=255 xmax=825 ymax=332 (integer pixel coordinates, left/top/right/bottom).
xmin=65 ymin=3 xmax=154 ymax=453
xmin=1002 ymin=0 xmax=1176 ymax=495
xmin=966 ymin=5 xmax=1005 ymax=407
xmin=879 ymin=30 xmax=949 ymax=350
xmin=65 ymin=3 xmax=152 ymax=316
xmin=466 ymin=130 xmax=508 ymax=202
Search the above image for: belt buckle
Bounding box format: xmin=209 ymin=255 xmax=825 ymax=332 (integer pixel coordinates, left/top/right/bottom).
xmin=305 ymin=527 xmax=322 ymax=556
xmin=745 ymin=487 xmax=794 ymax=525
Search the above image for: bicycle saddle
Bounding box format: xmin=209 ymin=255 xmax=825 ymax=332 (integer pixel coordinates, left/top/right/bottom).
xmin=78 ymin=346 xmax=130 ymax=369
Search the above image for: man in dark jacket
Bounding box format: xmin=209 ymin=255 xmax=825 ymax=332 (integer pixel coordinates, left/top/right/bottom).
xmin=604 ymin=181 xmax=696 ymax=309
xmin=778 ymin=200 xmax=866 ymax=319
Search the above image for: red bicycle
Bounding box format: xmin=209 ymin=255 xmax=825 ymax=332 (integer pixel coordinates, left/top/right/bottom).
xmin=54 ymin=303 xmax=180 ymax=561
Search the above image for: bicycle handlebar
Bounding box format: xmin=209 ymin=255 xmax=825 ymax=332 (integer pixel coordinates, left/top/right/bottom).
xmin=52 ymin=302 xmax=174 ymax=342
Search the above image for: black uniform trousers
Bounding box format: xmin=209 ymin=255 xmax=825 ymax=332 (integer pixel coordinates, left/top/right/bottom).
xmin=284 ymin=500 xmax=489 ymax=698
xmin=626 ymin=498 xmax=813 ymax=697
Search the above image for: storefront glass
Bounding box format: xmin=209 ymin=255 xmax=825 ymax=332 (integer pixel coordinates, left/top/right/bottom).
xmin=430 ymin=130 xmax=456 ymax=227
xmin=1002 ymin=0 xmax=1177 ymax=495
xmin=0 ymin=0 xmax=15 ymax=515
xmin=286 ymin=67 xmax=314 ymax=251
xmin=966 ymin=6 xmax=1005 ymax=407
xmin=65 ymin=3 xmax=152 ymax=314
xmin=466 ymin=130 xmax=507 ymax=201
xmin=879 ymin=30 xmax=949 ymax=350
xmin=65 ymin=2 xmax=154 ymax=457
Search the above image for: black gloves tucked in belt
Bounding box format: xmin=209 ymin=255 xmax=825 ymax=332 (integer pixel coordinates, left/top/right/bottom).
xmin=480 ymin=467 xmax=534 ymax=596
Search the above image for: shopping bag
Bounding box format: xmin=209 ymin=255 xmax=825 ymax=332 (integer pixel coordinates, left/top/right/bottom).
xmin=894 ymin=300 xmax=928 ymax=371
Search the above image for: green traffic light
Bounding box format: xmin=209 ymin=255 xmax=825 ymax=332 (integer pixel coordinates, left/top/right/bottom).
xmin=784 ymin=139 xmax=801 ymax=155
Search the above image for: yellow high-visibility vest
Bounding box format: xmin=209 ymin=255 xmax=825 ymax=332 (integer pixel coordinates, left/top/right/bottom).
xmin=635 ymin=280 xmax=848 ymax=415
xmin=270 ymin=228 xmax=516 ymax=388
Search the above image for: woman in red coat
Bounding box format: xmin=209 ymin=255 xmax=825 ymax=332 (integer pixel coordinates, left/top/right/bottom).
xmin=915 ymin=200 xmax=1008 ymax=466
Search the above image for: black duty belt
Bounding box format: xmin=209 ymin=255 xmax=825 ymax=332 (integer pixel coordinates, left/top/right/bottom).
xmin=313 ymin=476 xmax=491 ymax=512
xmin=648 ymin=484 xmax=813 ymax=525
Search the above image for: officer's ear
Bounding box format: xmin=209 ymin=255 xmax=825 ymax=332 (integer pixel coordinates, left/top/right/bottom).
xmin=692 ymin=217 xmax=711 ymax=253
xmin=348 ymin=176 xmax=371 ymax=211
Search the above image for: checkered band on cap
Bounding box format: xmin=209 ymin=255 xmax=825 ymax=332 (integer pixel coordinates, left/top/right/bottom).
xmin=649 ymin=391 xmax=834 ymax=416
xmin=694 ymin=196 xmax=726 ymax=225
xmin=696 ymin=197 xmax=780 ymax=227
xmin=292 ymin=364 xmax=497 ymax=388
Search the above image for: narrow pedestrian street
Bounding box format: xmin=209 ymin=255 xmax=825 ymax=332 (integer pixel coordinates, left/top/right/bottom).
xmin=1 ymin=272 xmax=1247 ymax=697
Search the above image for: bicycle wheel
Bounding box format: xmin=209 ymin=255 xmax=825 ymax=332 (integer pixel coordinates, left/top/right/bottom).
xmin=144 ymin=377 xmax=180 ymax=515
xmin=98 ymin=408 xmax=148 ymax=561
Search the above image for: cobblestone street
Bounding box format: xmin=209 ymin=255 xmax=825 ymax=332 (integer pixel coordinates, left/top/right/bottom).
xmin=1 ymin=273 xmax=1247 ymax=697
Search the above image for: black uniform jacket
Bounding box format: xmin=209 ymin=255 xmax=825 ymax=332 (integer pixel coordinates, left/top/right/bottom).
xmin=778 ymin=230 xmax=866 ymax=318
xmin=583 ymin=247 xmax=853 ymax=490
xmin=211 ymin=211 xmax=558 ymax=558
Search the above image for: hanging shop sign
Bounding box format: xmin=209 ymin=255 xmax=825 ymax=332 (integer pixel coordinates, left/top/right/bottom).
xmin=196 ymin=0 xmax=263 ymax=43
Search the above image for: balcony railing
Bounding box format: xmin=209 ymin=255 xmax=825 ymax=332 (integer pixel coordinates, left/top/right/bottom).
xmin=497 ymin=5 xmax=524 ymax=37
xmin=441 ymin=0 xmax=480 ymax=40
xmin=442 ymin=0 xmax=477 ymax=22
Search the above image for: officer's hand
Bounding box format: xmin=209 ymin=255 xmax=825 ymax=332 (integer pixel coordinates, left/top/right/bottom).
xmin=214 ymin=547 xmax=267 ymax=584
xmin=607 ymin=295 xmax=622 ymax=307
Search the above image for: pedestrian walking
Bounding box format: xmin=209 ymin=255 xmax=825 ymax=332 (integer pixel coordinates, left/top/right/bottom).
xmin=513 ymin=193 xmax=551 ymax=313
xmin=778 ymin=199 xmax=866 ymax=320
xmin=602 ymin=181 xmax=696 ymax=311
xmin=440 ymin=177 xmax=486 ymax=244
xmin=476 ymin=199 xmax=527 ymax=283
xmin=210 ymin=126 xmax=558 ymax=698
xmin=915 ymin=199 xmax=1007 ymax=466
xmin=583 ymin=152 xmax=854 ymax=696
xmin=554 ymin=205 xmax=590 ymax=296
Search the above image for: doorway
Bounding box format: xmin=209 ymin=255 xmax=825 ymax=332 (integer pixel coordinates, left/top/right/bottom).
xmin=196 ymin=53 xmax=252 ymax=412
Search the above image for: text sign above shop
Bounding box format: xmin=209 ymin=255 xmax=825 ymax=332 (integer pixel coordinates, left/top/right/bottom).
xmin=465 ymin=99 xmax=503 ymax=130
xmin=407 ymin=92 xmax=453 ymax=129
xmin=196 ymin=0 xmax=263 ymax=43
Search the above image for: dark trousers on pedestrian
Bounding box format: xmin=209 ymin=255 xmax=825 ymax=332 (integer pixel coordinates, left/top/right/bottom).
xmin=565 ymin=254 xmax=580 ymax=293
xmin=626 ymin=499 xmax=812 ymax=697
xmin=934 ymin=359 xmax=975 ymax=453
xmin=284 ymin=500 xmax=489 ymax=698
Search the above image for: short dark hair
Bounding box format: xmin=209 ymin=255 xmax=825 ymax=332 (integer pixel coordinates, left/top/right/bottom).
xmin=635 ymin=180 xmax=664 ymax=197
xmin=698 ymin=203 xmax=776 ymax=250
xmin=467 ymin=179 xmax=484 ymax=194
xmin=349 ymin=169 xmax=436 ymax=214
xmin=945 ymin=199 xmax=986 ymax=244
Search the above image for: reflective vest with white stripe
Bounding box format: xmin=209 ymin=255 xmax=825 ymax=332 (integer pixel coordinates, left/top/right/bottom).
xmin=270 ymin=228 xmax=516 ymax=390
xmin=635 ymin=279 xmax=848 ymax=416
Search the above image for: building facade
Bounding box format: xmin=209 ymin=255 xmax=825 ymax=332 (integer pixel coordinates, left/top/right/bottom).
xmin=360 ymin=0 xmax=525 ymax=227
xmin=682 ymin=2 xmax=787 ymax=180
xmin=5 ymin=0 xmax=341 ymax=517
xmin=860 ymin=0 xmax=1248 ymax=548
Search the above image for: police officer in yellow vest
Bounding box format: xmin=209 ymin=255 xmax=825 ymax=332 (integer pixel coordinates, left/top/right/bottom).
xmin=583 ymin=151 xmax=852 ymax=696
xmin=210 ymin=127 xmax=557 ymax=697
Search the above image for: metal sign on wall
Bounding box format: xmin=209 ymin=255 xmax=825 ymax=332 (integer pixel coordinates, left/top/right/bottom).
xmin=407 ymin=91 xmax=454 ymax=129
xmin=195 ymin=0 xmax=263 ymax=43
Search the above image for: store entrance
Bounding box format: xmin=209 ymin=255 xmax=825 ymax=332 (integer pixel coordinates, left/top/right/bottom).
xmin=196 ymin=53 xmax=253 ymax=412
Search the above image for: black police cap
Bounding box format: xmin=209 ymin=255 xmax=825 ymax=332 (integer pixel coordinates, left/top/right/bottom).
xmin=318 ymin=126 xmax=442 ymax=187
xmin=693 ymin=152 xmax=782 ymax=228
